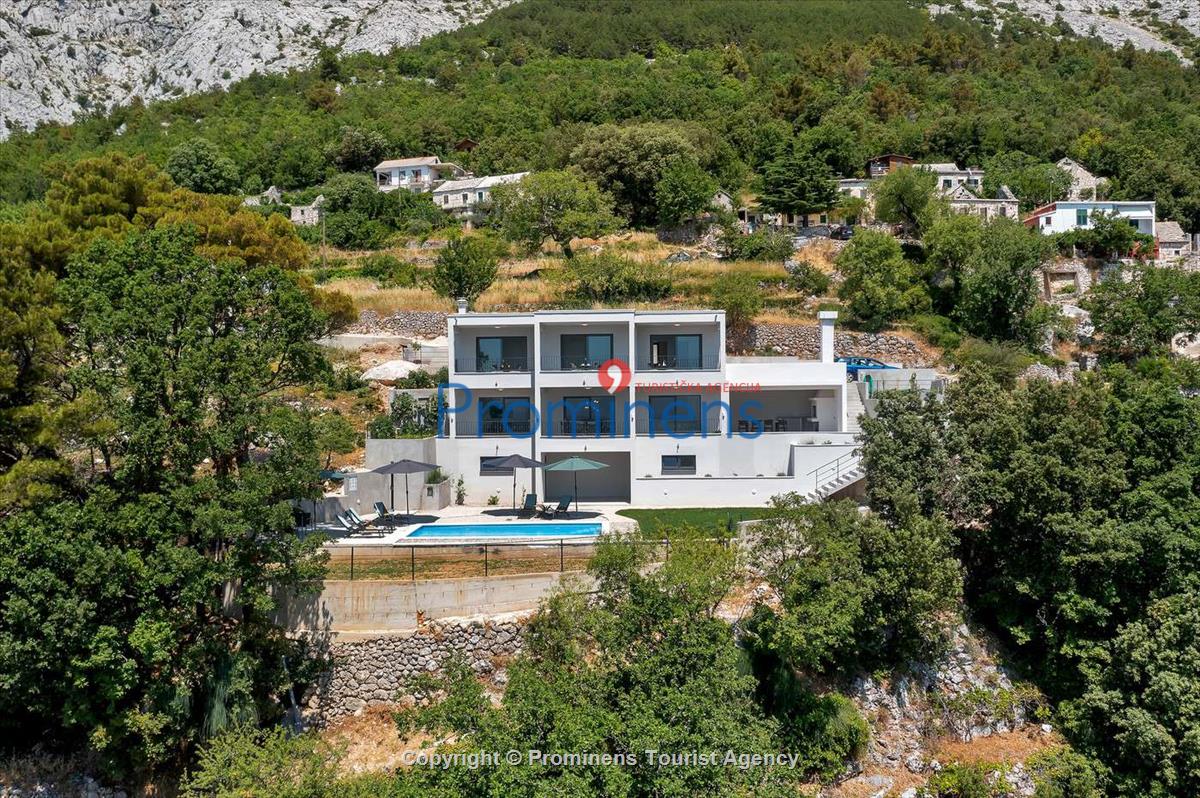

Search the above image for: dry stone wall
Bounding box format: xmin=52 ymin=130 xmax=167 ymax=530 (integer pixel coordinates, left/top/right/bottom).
xmin=351 ymin=310 xmax=449 ymax=339
xmin=747 ymin=323 xmax=932 ymax=366
xmin=302 ymin=617 xmax=525 ymax=726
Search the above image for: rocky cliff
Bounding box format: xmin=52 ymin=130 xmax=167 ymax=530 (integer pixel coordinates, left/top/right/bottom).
xmin=0 ymin=0 xmax=509 ymax=139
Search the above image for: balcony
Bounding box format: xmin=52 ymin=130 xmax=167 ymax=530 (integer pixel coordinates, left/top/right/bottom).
xmin=636 ymin=352 xmax=720 ymax=371
xmin=454 ymin=355 xmax=530 ymax=374
xmin=635 ymin=417 xmax=708 ymax=436
xmin=546 ymin=418 xmax=618 ymax=437
xmin=540 ymin=354 xmax=618 ymax=372
xmin=475 ymin=419 xmax=533 ymax=437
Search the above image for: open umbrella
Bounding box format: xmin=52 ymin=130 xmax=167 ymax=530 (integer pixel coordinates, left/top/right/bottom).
xmin=371 ymin=459 xmax=439 ymax=519
xmin=485 ymin=454 xmax=545 ymax=509
xmin=543 ymin=456 xmax=608 ymax=513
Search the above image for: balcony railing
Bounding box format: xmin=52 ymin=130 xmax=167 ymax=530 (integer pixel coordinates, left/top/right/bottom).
xmin=635 ymin=417 xmax=707 ymax=436
xmin=455 ymin=355 xmax=530 ymax=374
xmin=734 ymin=415 xmax=821 ymax=433
xmin=544 ymin=418 xmax=619 ymax=437
xmin=636 ymin=352 xmax=720 ymax=371
xmin=472 ymin=419 xmax=533 ymax=437
xmin=540 ymin=354 xmax=621 ymax=372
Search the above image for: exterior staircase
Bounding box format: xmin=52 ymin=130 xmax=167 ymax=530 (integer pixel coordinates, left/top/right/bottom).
xmin=845 ymin=380 xmax=868 ymax=433
xmin=804 ymin=451 xmax=865 ymax=502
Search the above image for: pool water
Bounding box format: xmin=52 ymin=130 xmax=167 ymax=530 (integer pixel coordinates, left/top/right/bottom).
xmin=407 ymin=522 xmax=602 ymax=539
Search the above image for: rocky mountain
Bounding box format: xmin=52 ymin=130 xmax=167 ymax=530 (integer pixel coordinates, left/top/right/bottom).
xmin=933 ymin=0 xmax=1199 ymax=61
xmin=0 ymin=0 xmax=510 ymax=140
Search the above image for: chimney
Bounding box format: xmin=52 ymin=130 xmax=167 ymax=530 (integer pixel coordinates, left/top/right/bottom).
xmin=818 ymin=310 xmax=837 ymax=363
xmin=455 ymin=297 xmax=468 ymax=314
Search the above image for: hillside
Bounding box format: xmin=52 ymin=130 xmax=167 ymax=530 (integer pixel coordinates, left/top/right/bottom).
xmin=0 ymin=0 xmax=510 ymax=140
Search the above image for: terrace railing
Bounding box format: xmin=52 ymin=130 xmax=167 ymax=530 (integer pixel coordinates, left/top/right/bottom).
xmin=454 ymin=355 xmax=530 ymax=373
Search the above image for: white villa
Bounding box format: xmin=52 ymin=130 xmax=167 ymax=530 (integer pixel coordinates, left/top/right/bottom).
xmin=431 ymin=172 xmax=528 ymax=216
xmin=373 ymin=156 xmax=469 ymax=192
xmin=1024 ymin=200 xmax=1156 ymax=237
xmin=920 ymin=162 xmax=984 ymax=191
xmin=434 ymin=307 xmax=865 ymax=507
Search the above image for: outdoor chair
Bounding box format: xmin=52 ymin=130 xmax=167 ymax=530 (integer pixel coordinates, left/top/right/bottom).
xmin=538 ymin=496 xmax=572 ymax=519
xmin=335 ymin=512 xmax=368 ymax=535
xmin=373 ymin=501 xmax=398 ymax=528
xmin=517 ymin=493 xmax=538 ymax=517
xmin=345 ymin=507 xmax=371 ymax=528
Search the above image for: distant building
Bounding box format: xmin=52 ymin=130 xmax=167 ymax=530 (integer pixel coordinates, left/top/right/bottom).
xmin=1156 ymin=221 xmax=1192 ymax=261
xmin=866 ymin=154 xmax=916 ymax=178
xmin=1056 ymin=157 xmax=1104 ymax=200
xmin=290 ymin=194 xmax=324 ymax=226
xmin=242 ymin=185 xmax=282 ymax=207
xmin=1024 ymin=200 xmax=1155 ymax=237
xmin=431 ymin=172 xmax=529 ymax=216
xmin=920 ymin=162 xmax=984 ymax=191
xmin=373 ymin=156 xmax=469 ymax=192
xmin=945 ymin=184 xmax=1019 ymax=221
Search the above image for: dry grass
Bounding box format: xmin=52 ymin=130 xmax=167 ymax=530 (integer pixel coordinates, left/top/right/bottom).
xmin=320 ymin=278 xmax=454 ymax=314
xmin=322 ymin=706 xmax=429 ymax=775
xmin=929 ymin=729 xmax=1061 ymax=767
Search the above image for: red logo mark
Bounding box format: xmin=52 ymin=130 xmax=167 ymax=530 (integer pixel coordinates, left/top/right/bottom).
xmin=598 ymin=358 xmax=631 ymax=394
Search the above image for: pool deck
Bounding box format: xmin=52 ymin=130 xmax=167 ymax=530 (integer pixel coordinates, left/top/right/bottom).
xmin=317 ymin=502 xmax=636 ymax=547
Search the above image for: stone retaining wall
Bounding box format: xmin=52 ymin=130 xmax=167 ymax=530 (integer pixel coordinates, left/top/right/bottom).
xmin=351 ymin=310 xmax=449 ymax=338
xmin=746 ymin=323 xmax=931 ymax=366
xmin=302 ymin=618 xmax=526 ymax=726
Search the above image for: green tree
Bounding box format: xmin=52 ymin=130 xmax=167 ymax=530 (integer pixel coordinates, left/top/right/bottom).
xmin=166 ymin=138 xmax=241 ymax=195
xmin=570 ymin=251 xmax=672 ymax=303
xmin=324 ymin=125 xmax=389 ymax=173
xmin=491 ymin=170 xmax=618 ymax=258
xmin=956 ymin=218 xmax=1051 ymax=346
xmin=653 ymin=157 xmax=718 ymax=227
xmin=1083 ymin=263 xmax=1200 ymax=359
xmin=837 ymin=229 xmax=930 ymax=330
xmin=429 ymin=236 xmax=499 ymax=307
xmin=982 ymin=152 xmax=1071 ymax=211
xmin=711 ymin=271 xmax=763 ymax=333
xmin=570 ymin=123 xmax=699 ymax=226
xmin=924 ymin=212 xmax=984 ymax=312
xmin=0 ymin=225 xmax=330 ymax=777
xmin=872 ymin=166 xmax=943 ymax=238
xmin=758 ymin=147 xmax=838 ymax=218
xmin=313 ymin=411 xmax=358 ymax=469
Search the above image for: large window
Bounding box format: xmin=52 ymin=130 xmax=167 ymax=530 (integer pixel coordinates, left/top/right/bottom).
xmin=557 ymin=396 xmax=615 ymax=436
xmin=560 ymin=334 xmax=613 ymax=369
xmin=661 ymin=455 xmax=697 ymax=475
xmin=1076 ymin=208 xmax=1089 ymax=226
xmin=480 ymin=457 xmax=514 ymax=475
xmin=648 ymin=334 xmax=703 ymax=369
xmin=474 ymin=336 xmax=527 ymax=372
xmin=648 ymin=395 xmax=702 ymax=435
xmin=478 ymin=397 xmax=532 ymax=435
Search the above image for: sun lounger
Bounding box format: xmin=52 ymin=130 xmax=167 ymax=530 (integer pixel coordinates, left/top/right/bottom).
xmin=335 ymin=512 xmax=368 ymax=535
xmin=517 ymin=493 xmax=538 ymax=518
xmin=373 ymin=501 xmax=399 ymax=527
xmin=538 ymin=496 xmax=572 ymax=519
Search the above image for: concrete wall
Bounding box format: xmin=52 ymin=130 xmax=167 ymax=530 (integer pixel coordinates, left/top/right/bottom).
xmin=278 ymin=572 xmax=596 ymax=633
xmin=543 ymin=451 xmax=630 ymax=502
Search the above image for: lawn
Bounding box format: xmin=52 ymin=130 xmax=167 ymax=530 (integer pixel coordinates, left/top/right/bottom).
xmin=616 ymin=507 xmax=766 ymax=537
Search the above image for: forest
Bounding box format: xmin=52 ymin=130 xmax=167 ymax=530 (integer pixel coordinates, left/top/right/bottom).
xmin=2 ymin=1 xmax=1200 ymax=797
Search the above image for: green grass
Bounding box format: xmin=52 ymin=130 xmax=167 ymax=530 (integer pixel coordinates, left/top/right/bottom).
xmin=616 ymin=507 xmax=764 ymax=537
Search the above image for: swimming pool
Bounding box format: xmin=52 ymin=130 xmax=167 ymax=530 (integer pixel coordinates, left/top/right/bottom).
xmin=406 ymin=522 xmax=602 ymax=539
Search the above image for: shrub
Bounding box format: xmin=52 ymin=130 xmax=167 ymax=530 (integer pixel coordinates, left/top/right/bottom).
xmin=951 ymin=337 xmax=1032 ymax=380
xmin=367 ymin=414 xmax=395 ymax=439
xmin=570 ymin=252 xmax=672 ymax=303
xmin=719 ymin=222 xmax=795 ymax=261
xmin=837 ymin=229 xmax=930 ymax=331
xmin=359 ymin=253 xmax=417 ymax=287
xmin=786 ymin=259 xmax=831 ymax=296
xmin=712 ymin=271 xmax=763 ymax=331
xmin=429 ymin=236 xmax=499 ymax=307
xmin=908 ymin=313 xmax=962 ymax=351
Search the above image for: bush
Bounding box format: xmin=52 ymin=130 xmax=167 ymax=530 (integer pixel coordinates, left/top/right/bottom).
xmin=183 ymin=726 xmax=341 ymax=798
xmin=429 ymin=236 xmax=500 ymax=307
xmin=951 ymin=337 xmax=1032 ymax=380
xmin=322 ymin=211 xmax=389 ymax=249
xmin=359 ymin=253 xmax=418 ymax=287
xmin=719 ymin=223 xmax=795 ymax=261
xmin=712 ymin=271 xmax=763 ymax=331
xmin=908 ymin=314 xmax=962 ymax=351
xmin=570 ymin=252 xmax=672 ymax=303
xmin=367 ymin=414 xmax=395 ymax=439
xmin=837 ymin=229 xmax=930 ymax=331
xmin=786 ymin=259 xmax=831 ymax=296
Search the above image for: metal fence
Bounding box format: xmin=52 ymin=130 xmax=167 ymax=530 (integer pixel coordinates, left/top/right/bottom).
xmin=324 ymin=539 xmax=679 ymax=581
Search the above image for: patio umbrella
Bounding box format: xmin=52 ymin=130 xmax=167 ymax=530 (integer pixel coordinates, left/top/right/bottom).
xmin=543 ymin=456 xmax=608 ymax=513
xmin=371 ymin=459 xmax=439 ymax=519
xmin=486 ymin=454 xmax=545 ymax=509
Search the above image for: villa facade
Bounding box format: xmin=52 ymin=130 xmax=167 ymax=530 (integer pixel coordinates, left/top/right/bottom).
xmin=435 ymin=308 xmax=861 ymax=507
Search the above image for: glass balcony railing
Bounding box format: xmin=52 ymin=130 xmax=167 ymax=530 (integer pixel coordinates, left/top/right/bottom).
xmin=635 ymin=352 xmax=720 ymax=371
xmin=454 ymin=356 xmax=530 ymax=374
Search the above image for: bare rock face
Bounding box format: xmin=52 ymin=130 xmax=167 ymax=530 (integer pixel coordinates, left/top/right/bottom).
xmin=931 ymin=0 xmax=1197 ymax=62
xmin=0 ymin=0 xmax=511 ymax=139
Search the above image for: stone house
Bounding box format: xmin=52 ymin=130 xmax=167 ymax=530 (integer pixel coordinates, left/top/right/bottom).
xmin=431 ymin=172 xmax=528 ymax=216
xmin=1056 ymin=157 xmax=1105 ymax=200
xmin=945 ymin=183 xmax=1019 ymax=221
xmin=1156 ymin=221 xmax=1192 ymax=261
xmin=289 ymin=194 xmax=324 ymax=226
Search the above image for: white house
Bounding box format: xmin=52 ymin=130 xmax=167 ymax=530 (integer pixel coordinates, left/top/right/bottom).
xmin=1024 ymin=200 xmax=1156 ymax=237
xmin=431 ymin=172 xmax=529 ymax=216
xmin=373 ymin=156 xmax=469 ymax=192
xmin=919 ymin=162 xmax=984 ymax=191
xmin=435 ymin=307 xmax=863 ymax=507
